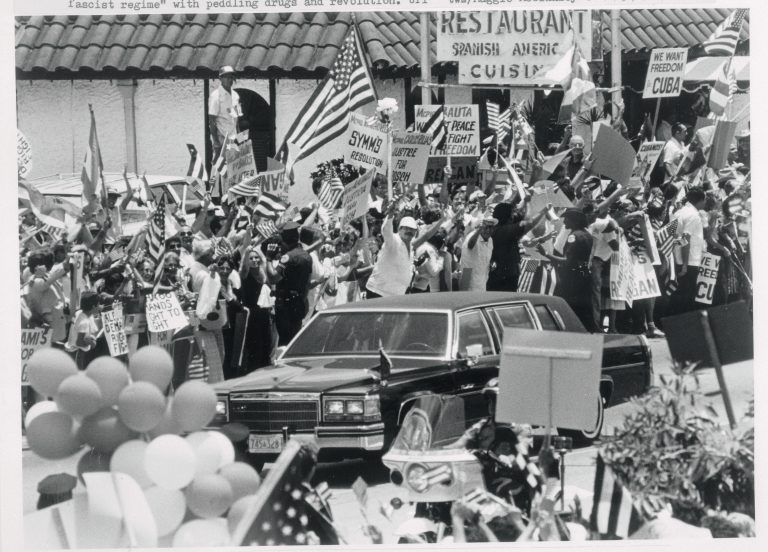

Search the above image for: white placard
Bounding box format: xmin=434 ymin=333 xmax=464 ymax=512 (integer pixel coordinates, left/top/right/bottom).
xmin=17 ymin=129 xmax=32 ymax=179
xmin=391 ymin=131 xmax=432 ymax=184
xmin=341 ymin=171 xmax=374 ymax=227
xmin=609 ymin=237 xmax=634 ymax=306
xmin=630 ymin=251 xmax=661 ymax=301
xmin=21 ymin=328 xmax=51 ymax=385
xmin=224 ymin=133 xmax=258 ymax=191
xmin=629 ymin=141 xmax=665 ymax=188
xmin=102 ymin=304 xmax=129 ymax=357
xmin=415 ymin=105 xmax=480 ymax=157
xmin=145 ymin=293 xmax=189 ymax=332
xmin=643 ymin=48 xmax=689 ymax=98
xmin=695 ymin=253 xmax=721 ymax=305
xmin=343 ymin=113 xmax=388 ymax=175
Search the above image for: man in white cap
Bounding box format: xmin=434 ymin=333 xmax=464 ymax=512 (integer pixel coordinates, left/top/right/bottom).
xmin=365 ymin=210 xmax=419 ymax=298
xmin=208 ymin=66 xmax=241 ymax=154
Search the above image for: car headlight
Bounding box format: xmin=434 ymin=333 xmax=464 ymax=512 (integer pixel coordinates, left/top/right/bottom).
xmin=214 ymin=397 xmax=228 ymax=423
xmin=346 ymin=400 xmax=364 ymax=415
xmin=325 ymin=400 xmax=345 ymax=415
xmin=406 ymin=464 xmax=428 ymax=493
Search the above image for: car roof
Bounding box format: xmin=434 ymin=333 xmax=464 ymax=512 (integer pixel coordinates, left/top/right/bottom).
xmin=25 ymin=172 xmax=188 ymax=197
xmin=327 ymin=291 xmax=565 ymax=312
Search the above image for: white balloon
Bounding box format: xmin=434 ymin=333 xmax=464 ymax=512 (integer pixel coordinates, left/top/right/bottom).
xmin=24 ymin=400 xmax=58 ymax=428
xmin=172 ymin=518 xmax=230 ymax=548
xmin=144 ymin=486 xmax=187 ymax=537
xmin=111 ymin=440 xmax=152 ymax=489
xmin=144 ymin=435 xmax=196 ymax=490
xmin=185 ymin=431 xmax=235 ymax=477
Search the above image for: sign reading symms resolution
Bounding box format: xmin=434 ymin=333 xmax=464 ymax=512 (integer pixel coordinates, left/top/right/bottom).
xmin=643 ymin=48 xmax=689 ymax=98
xmin=436 ymin=10 xmax=592 ymax=85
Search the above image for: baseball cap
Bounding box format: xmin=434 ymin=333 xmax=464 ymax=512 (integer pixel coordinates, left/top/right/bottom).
xmin=219 ymin=65 xmax=236 ymax=77
xmin=398 ymin=216 xmax=418 ymax=230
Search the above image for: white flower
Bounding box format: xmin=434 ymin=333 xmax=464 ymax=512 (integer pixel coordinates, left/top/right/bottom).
xmin=376 ymin=97 xmax=399 ymax=114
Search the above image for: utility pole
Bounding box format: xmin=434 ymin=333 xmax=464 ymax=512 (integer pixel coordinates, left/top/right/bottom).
xmin=610 ymin=9 xmax=622 ymax=119
xmin=420 ymin=11 xmax=431 ymax=106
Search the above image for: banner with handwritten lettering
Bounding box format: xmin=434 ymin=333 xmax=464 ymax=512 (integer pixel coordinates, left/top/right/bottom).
xmin=342 ymin=171 xmax=374 ymax=227
xmin=391 ymin=131 xmax=431 ymax=185
xmin=102 ymin=303 xmax=129 ymax=357
xmin=145 ymin=294 xmax=189 ymax=333
xmin=343 ymin=114 xmax=388 ymax=176
xmin=415 ymin=105 xmax=480 ymax=157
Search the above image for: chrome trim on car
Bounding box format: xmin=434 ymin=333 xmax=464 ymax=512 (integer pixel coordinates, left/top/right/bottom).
xmin=314 ymin=433 xmax=385 ymax=451
xmin=230 ymin=392 xmax=320 ymax=401
xmin=315 ymin=423 xmax=385 ymax=435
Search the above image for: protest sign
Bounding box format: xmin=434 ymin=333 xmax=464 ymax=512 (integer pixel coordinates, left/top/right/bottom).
xmin=643 ymin=48 xmax=689 ymax=98
xmin=21 ymin=328 xmax=51 ymax=385
xmin=415 ymin=105 xmax=480 ymax=157
xmin=610 ymin=237 xmax=634 ymax=305
xmin=695 ymin=252 xmax=721 ymax=305
xmin=591 ymin=125 xmax=637 ymax=185
xmin=424 ymin=156 xmax=478 ymax=189
xmin=708 ymin=120 xmax=738 ymax=171
xmin=18 ymin=129 xmax=32 ymax=178
xmin=391 ymin=130 xmax=431 ymax=184
xmin=102 ymin=304 xmax=128 ymax=357
xmin=631 ymin=251 xmax=661 ymax=300
xmin=250 ymin=157 xmax=287 ymax=197
xmin=529 ymin=180 xmax=573 ymax=213
xmin=145 ymin=293 xmax=188 ymax=332
xmin=497 ymin=328 xmax=603 ymax=431
xmin=344 ymin=114 xmax=388 ymax=176
xmin=436 ymin=10 xmax=592 ymax=86
xmin=629 ymin=141 xmax=665 ymax=188
xmin=341 ymin=171 xmax=374 ymax=227
xmin=224 ymin=133 xmax=258 ymax=192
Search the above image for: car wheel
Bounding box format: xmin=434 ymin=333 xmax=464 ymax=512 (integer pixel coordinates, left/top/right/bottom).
xmin=561 ymin=395 xmax=605 ymax=447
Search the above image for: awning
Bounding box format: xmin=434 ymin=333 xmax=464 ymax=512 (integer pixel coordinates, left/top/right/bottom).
xmin=683 ymin=56 xmax=749 ymax=93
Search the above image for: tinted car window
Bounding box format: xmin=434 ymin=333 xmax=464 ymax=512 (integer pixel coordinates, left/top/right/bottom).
xmin=534 ymin=305 xmax=561 ymax=330
xmin=285 ymin=311 xmax=449 ymax=357
xmin=492 ymin=305 xmax=535 ymax=330
xmin=457 ymin=311 xmax=494 ymax=357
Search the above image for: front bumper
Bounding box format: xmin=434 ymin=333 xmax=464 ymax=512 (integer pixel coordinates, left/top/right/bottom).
xmin=241 ymin=423 xmax=386 ymax=454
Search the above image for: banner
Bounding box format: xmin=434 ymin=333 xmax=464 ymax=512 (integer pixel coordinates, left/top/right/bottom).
xmin=18 ymin=129 xmax=32 ymax=179
xmin=252 ymin=158 xmax=287 ymax=197
xmin=224 ymin=133 xmax=258 ymax=192
xmin=424 ymin=157 xmax=478 ymax=189
xmin=610 ymin=237 xmax=634 ymax=305
xmin=391 ymin=131 xmax=431 ymax=184
xmin=341 ymin=171 xmax=374 ymax=227
xmin=145 ymin=293 xmax=189 ymax=332
xmin=629 ymin=141 xmax=665 ymax=188
xmin=21 ymin=328 xmax=51 ymax=385
xmin=643 ymin=48 xmax=689 ymax=98
xmin=630 ymin=251 xmax=661 ymax=301
xmin=102 ymin=304 xmax=129 ymax=357
xmin=343 ymin=114 xmax=388 ymax=176
xmin=415 ymin=105 xmax=480 ymax=157
xmin=695 ymin=253 xmax=721 ymax=305
xmin=436 ymin=10 xmax=592 ymax=85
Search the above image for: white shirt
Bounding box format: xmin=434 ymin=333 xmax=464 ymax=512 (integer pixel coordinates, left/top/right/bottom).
xmin=589 ymin=216 xmax=618 ymax=261
xmin=663 ymin=137 xmax=685 ymax=172
xmin=366 ymin=216 xmax=414 ymax=297
xmin=65 ymin=310 xmax=99 ymax=352
xmin=208 ymin=85 xmax=241 ymax=143
xmin=411 ymin=242 xmax=443 ymax=292
xmin=673 ymin=202 xmax=706 ymax=267
xmin=461 ymin=234 xmax=493 ymax=292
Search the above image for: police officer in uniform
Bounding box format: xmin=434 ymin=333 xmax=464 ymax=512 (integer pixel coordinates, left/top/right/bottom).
xmin=266 ymin=221 xmax=312 ymax=345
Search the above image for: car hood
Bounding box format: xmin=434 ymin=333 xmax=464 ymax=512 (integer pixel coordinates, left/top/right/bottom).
xmin=214 ymin=356 xmax=443 ymax=394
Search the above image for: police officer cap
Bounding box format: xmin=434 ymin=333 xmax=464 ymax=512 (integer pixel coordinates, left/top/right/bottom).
xmin=280 ymin=221 xmax=300 ymax=232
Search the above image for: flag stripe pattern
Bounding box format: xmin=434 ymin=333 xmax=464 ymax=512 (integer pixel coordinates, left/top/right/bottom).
xmin=421 ymin=105 xmax=449 ymax=151
xmin=318 ymin=176 xmax=344 ymax=211
xmin=279 ymin=25 xmax=376 ymax=162
xmin=704 ymin=9 xmax=747 ymax=56
xmin=709 ymin=59 xmax=737 ymax=117
xmin=81 ymin=108 xmax=105 ymax=210
xmin=517 ymin=258 xmax=557 ymax=295
xmin=517 ymin=258 xmax=540 ymax=293
xmin=255 ymin=220 xmax=279 ymax=239
xmin=655 ymin=219 xmax=679 ymax=258
xmin=254 ymin=192 xmax=287 ymax=220
xmin=145 ymin=195 xmax=166 ymax=271
xmin=590 ymin=454 xmax=642 ymax=538
xmin=186 ymin=144 xmax=208 ymax=183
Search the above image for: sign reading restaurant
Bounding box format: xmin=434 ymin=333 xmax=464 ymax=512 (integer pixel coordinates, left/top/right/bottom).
xmin=436 ymin=10 xmax=593 ymax=85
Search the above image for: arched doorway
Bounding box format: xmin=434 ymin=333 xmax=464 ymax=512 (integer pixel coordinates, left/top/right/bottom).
xmin=235 ymin=88 xmax=274 ymax=172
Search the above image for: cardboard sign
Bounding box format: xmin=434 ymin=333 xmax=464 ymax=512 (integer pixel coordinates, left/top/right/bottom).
xmin=630 ymin=250 xmax=661 ymax=300
xmin=102 ymin=304 xmax=128 ymax=357
xmin=415 ymin=105 xmax=480 ymax=157
xmin=629 ymin=141 xmax=665 ymax=188
xmin=145 ymin=293 xmax=189 ymax=332
xmin=643 ymin=48 xmax=689 ymax=98
xmin=424 ymin=156 xmax=478 ymax=189
xmin=224 ymin=133 xmax=258 ymax=191
xmin=391 ymin=130 xmax=431 ymax=184
xmin=21 ymin=328 xmax=51 ymax=385
xmin=497 ymin=328 xmax=603 ymax=431
xmin=707 ymin=120 xmax=738 ymax=171
xmin=344 ymin=114 xmax=388 ymax=176
xmin=436 ymin=10 xmax=592 ymax=85
xmin=591 ymin=125 xmax=637 ymax=185
xmin=609 ymin=237 xmax=634 ymax=305
xmin=17 ymin=129 xmax=32 ymax=178
xmin=695 ymin=252 xmax=721 ymax=305
xmin=251 ymin=158 xmax=287 ymax=196
xmin=341 ymin=171 xmax=374 ymax=227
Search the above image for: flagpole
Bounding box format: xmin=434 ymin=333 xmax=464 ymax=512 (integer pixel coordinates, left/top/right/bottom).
xmin=387 ymin=122 xmax=393 ymax=200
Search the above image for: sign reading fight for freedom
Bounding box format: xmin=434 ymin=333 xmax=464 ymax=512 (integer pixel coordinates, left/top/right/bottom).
xmin=344 ymin=114 xmax=388 ymax=176
xmin=436 ymin=10 xmax=593 ymax=85
xmin=145 ymin=293 xmax=188 ymax=332
xmin=225 ymin=133 xmax=258 ymax=191
xmin=696 ymin=253 xmax=721 ymax=305
xmin=102 ymin=304 xmax=129 ymax=357
xmin=341 ymin=171 xmax=374 ymax=227
xmin=415 ymin=105 xmax=480 ymax=157
xmin=643 ymin=48 xmax=689 ymax=98
xmin=21 ymin=328 xmax=51 ymax=385
xmin=391 ymin=131 xmax=431 ymax=184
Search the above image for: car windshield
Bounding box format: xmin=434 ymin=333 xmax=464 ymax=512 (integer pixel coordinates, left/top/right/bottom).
xmin=284 ymin=311 xmax=449 ymax=357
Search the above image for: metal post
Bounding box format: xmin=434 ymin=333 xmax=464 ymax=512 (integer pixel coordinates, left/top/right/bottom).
xmin=420 ymin=12 xmax=431 ymax=106
xmin=610 ymin=9 xmax=622 ymax=120
xmin=700 ymin=311 xmax=737 ymax=429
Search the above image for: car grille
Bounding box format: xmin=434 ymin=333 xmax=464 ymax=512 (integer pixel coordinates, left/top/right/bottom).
xmin=228 ymin=398 xmax=319 ymax=432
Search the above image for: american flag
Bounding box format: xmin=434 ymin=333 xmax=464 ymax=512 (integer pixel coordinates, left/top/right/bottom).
xmin=145 ymin=195 xmax=166 ymax=272
xmin=81 ymin=105 xmax=106 ymax=212
xmin=318 ymin=175 xmax=344 ymax=211
xmin=278 ymin=24 xmax=376 ymax=163
xmin=420 ymin=105 xmax=449 ymax=152
xmin=517 ymin=258 xmax=557 ymax=295
xmin=486 ymin=101 xmax=512 ymax=144
xmin=213 ymin=237 xmax=234 ymax=259
xmin=254 ymin=191 xmax=287 ymax=220
xmin=517 ymin=258 xmax=540 ymax=293
xmin=709 ymin=58 xmax=738 ymax=117
xmin=704 ymin=9 xmax=747 ymax=56
xmin=655 ymin=219 xmax=679 ymax=258
xmin=590 ymin=454 xmax=644 ymax=538
xmin=255 ymin=220 xmax=279 ymax=239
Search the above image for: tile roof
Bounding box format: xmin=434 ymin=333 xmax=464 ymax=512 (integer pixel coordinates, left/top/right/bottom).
xmin=15 ymin=10 xmax=749 ymax=79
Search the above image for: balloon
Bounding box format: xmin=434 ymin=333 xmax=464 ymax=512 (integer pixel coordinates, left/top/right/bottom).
xmin=85 ymin=357 xmax=130 ymax=405
xmin=117 ymin=382 xmax=166 ymax=432
xmin=78 ymin=407 xmax=138 ymax=453
xmin=129 ymin=346 xmax=173 ymax=392
xmin=143 ymin=486 xmax=187 ymax=537
xmin=227 ymin=495 xmax=258 ymax=534
xmin=144 ymin=435 xmax=196 ymax=490
xmin=27 ymin=348 xmax=78 ymax=397
xmin=186 ymin=431 xmax=235 ymax=477
xmin=185 ymin=474 xmax=233 ymax=519
xmin=110 ymin=440 xmax=152 ymax=489
xmin=55 ymin=374 xmax=103 ymax=417
xmin=218 ymin=462 xmax=261 ymax=502
xmin=172 ymin=518 xmax=229 ymax=548
xmin=26 ymin=411 xmax=81 ymax=459
xmin=171 ymin=381 xmax=217 ymax=433
xmin=77 ymin=448 xmax=112 ymax=484
xmin=148 ymin=398 xmax=183 ymax=438
xmin=24 ymin=400 xmax=58 ymax=428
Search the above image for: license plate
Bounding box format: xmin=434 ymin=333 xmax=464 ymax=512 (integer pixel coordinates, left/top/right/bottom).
xmin=248 ymin=433 xmax=283 ymax=453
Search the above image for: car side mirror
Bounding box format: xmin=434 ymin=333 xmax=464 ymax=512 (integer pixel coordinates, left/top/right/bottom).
xmin=458 ymin=354 xmax=478 ymax=368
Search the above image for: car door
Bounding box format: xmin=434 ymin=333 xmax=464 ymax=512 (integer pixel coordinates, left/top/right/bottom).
xmin=452 ymin=309 xmax=497 ymax=426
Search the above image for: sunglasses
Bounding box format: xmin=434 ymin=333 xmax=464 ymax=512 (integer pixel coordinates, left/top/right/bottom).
xmin=180 ymin=232 xmax=193 ymax=238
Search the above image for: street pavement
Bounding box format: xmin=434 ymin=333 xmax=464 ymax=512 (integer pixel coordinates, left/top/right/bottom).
xmin=20 ymin=337 xmax=754 ymax=544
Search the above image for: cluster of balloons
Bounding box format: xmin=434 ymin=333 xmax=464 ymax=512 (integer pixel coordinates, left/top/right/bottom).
xmin=25 ymin=346 xmax=262 ymax=546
